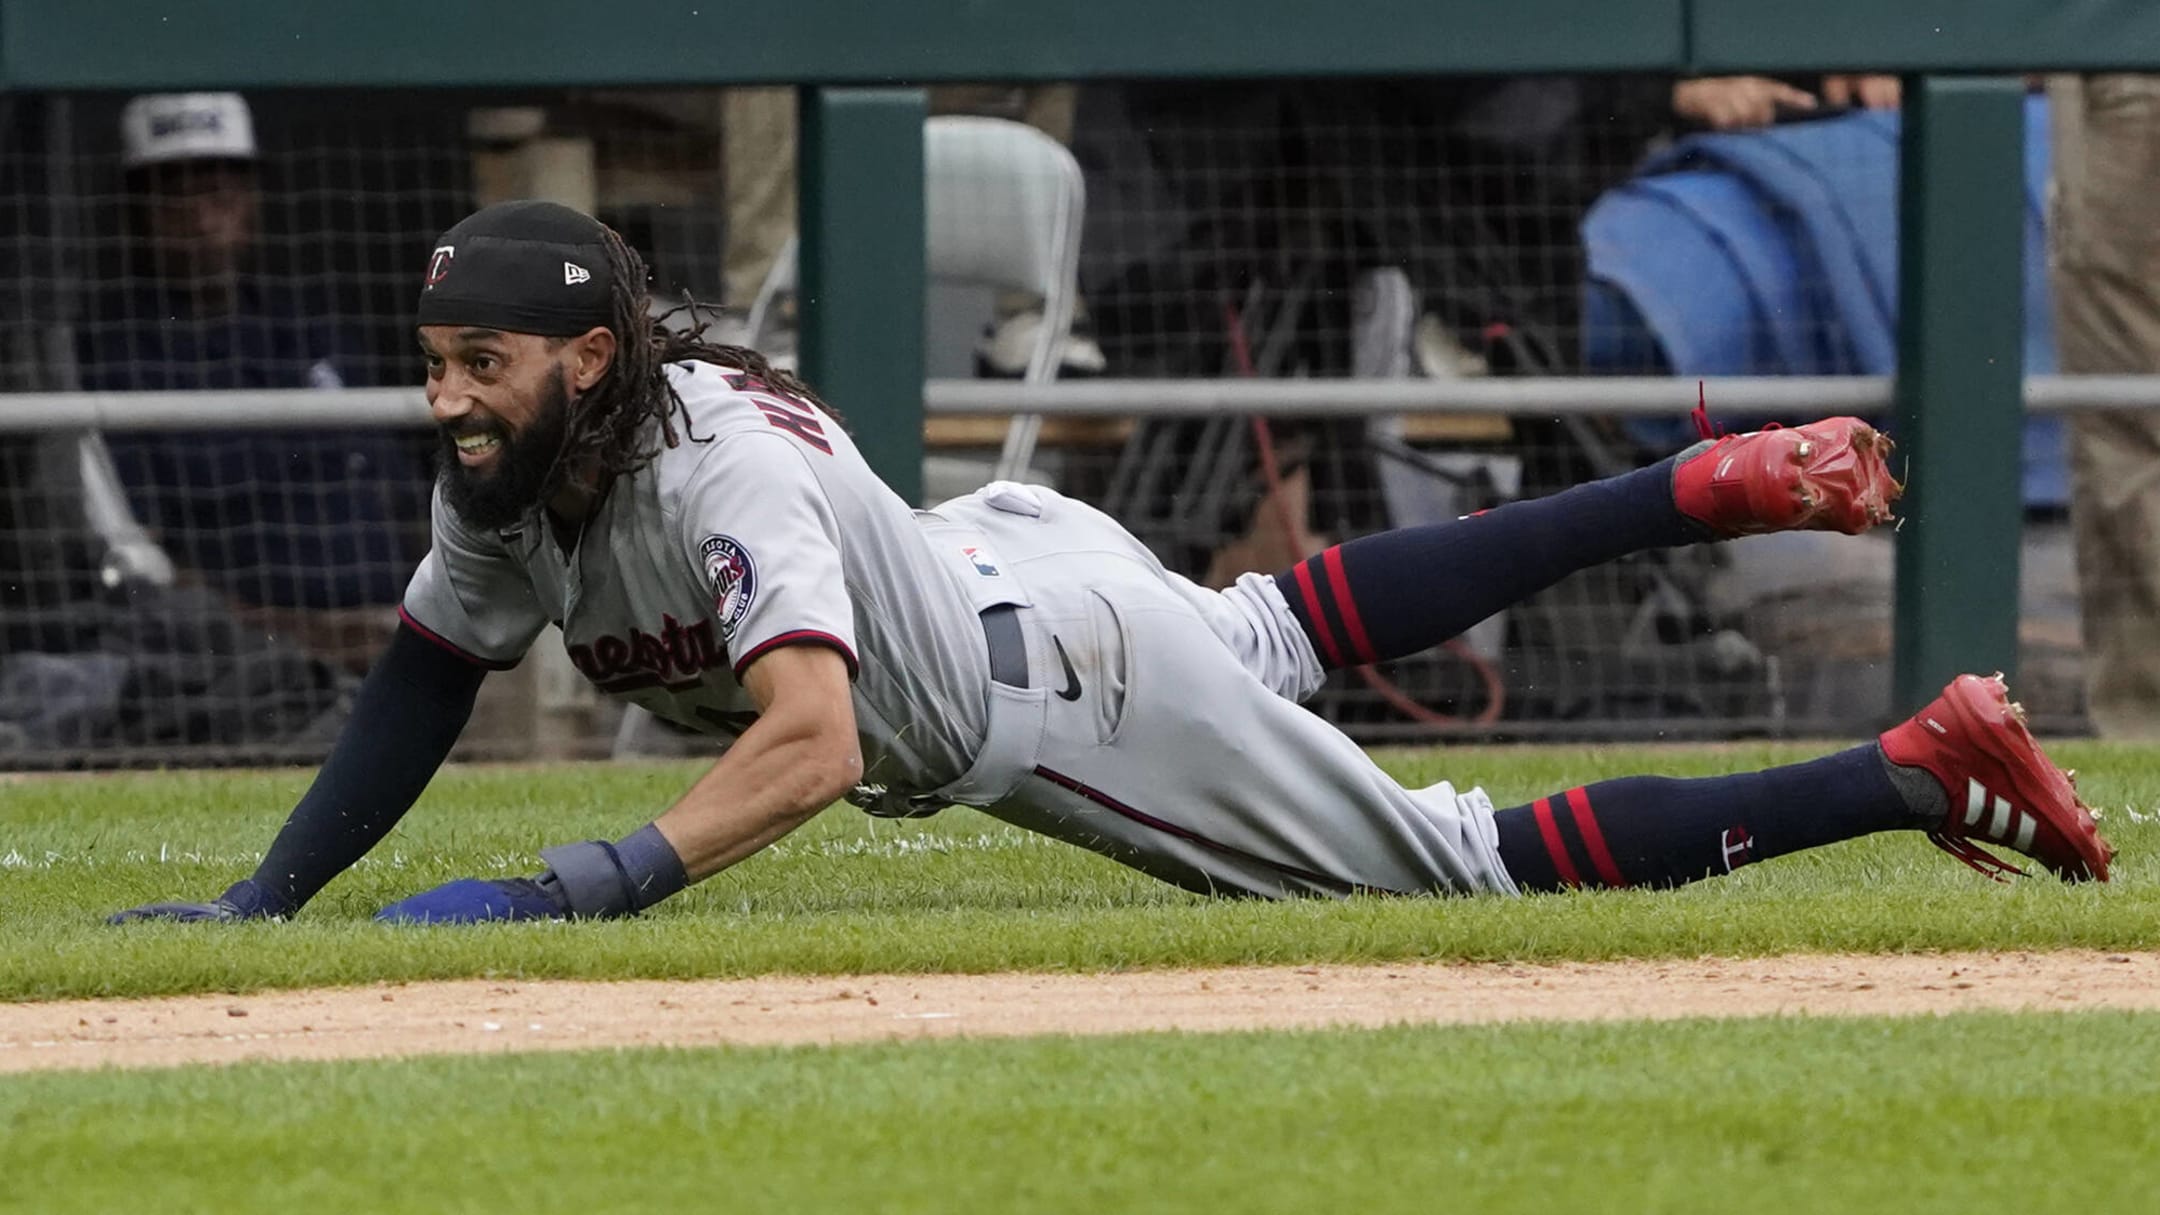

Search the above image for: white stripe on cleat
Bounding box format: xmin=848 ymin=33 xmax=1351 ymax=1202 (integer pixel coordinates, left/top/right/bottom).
xmin=1987 ymin=796 xmax=2013 ymax=842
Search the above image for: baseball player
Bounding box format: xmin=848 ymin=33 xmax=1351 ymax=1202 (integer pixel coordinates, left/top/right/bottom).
xmin=112 ymin=201 xmax=2109 ymax=926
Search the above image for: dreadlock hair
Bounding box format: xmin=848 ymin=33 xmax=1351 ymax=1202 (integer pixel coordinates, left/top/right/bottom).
xmin=558 ymin=223 xmax=843 ymax=481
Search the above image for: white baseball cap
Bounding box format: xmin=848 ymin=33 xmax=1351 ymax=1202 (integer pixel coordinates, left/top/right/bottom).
xmin=121 ymin=93 xmax=258 ymax=169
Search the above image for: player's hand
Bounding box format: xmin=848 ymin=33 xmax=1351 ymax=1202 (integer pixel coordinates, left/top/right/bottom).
xmin=373 ymin=877 xmax=572 ymax=924
xmin=108 ymin=878 xmax=291 ymax=924
xmin=376 ymin=836 xmax=677 ymax=924
xmin=1671 ymin=76 xmax=1820 ymax=130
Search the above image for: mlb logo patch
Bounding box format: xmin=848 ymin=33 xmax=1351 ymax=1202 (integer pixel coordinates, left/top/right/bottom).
xmin=700 ymin=534 xmax=758 ymax=636
xmin=962 ymin=545 xmax=1000 ymax=577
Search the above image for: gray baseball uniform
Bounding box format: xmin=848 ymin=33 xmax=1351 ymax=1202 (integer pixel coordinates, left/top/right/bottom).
xmin=400 ymin=360 xmax=1515 ymax=898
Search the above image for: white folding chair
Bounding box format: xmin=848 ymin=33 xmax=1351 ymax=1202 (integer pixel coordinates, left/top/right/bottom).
xmin=744 ymin=114 xmax=1085 ymax=484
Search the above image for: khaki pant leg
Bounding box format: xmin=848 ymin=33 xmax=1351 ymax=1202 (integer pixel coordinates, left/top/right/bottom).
xmin=926 ymin=83 xmax=1077 ymax=145
xmin=722 ymin=87 xmax=798 ymax=308
xmin=1020 ymin=85 xmax=1078 ymax=146
xmin=2049 ymin=74 xmax=2160 ymax=737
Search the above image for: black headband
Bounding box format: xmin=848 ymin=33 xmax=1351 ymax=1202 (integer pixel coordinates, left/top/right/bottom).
xmin=415 ymin=200 xmax=616 ymax=336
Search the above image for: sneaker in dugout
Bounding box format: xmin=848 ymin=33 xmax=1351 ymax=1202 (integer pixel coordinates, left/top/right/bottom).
xmin=975 ymin=308 xmax=1107 ymax=379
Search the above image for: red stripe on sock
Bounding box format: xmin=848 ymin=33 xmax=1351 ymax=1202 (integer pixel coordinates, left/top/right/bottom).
xmin=1564 ymin=786 xmax=1629 ymax=888
xmin=1291 ymin=560 xmax=1346 ymax=668
xmin=1530 ymin=797 xmax=1581 ymax=888
xmin=1320 ymin=546 xmax=1378 ymax=664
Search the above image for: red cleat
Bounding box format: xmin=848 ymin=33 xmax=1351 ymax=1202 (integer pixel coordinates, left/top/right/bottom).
xmin=1674 ymin=416 xmax=1902 ymax=537
xmin=1880 ymin=673 xmax=2113 ymax=882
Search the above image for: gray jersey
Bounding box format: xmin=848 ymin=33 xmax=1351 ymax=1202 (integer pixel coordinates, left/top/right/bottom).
xmin=400 ymin=360 xmax=994 ymax=794
xmin=405 ymin=359 xmax=1512 ymax=899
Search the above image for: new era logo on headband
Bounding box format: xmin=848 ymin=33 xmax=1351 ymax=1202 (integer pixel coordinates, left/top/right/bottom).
xmin=564 ymin=262 xmax=591 ymax=286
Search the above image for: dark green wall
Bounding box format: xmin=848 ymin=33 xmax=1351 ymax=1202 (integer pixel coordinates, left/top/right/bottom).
xmin=11 ymin=0 xmax=2160 ymax=90
xmin=1694 ymin=0 xmax=2160 ymax=73
xmin=1 ymin=0 xmax=1681 ymax=90
xmin=1892 ymin=79 xmax=2029 ymax=708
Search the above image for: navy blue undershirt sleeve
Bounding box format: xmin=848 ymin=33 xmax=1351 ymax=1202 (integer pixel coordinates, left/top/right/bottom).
xmin=250 ymin=622 xmax=488 ymax=911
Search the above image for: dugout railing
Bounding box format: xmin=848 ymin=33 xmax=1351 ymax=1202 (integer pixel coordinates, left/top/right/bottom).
xmin=0 ymin=376 xmax=2139 ymax=764
xmin=11 ymin=375 xmax=2160 ymax=431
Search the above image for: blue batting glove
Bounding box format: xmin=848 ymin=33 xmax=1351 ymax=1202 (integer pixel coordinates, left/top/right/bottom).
xmin=375 ymin=828 xmax=689 ymax=925
xmin=373 ymin=877 xmax=571 ymax=925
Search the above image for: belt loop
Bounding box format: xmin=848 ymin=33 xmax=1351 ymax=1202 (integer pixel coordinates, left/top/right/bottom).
xmin=980 ymin=604 xmax=1029 ymax=689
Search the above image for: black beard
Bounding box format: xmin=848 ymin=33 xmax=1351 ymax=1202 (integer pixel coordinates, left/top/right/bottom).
xmin=436 ymin=369 xmax=573 ymax=532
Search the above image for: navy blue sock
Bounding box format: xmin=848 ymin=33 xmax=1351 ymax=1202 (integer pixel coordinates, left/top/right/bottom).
xmin=1492 ymin=744 xmax=1923 ymax=892
xmin=1273 ymin=458 xmax=1704 ymax=667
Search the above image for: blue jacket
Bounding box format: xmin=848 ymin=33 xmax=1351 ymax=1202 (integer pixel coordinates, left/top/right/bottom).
xmin=77 ymin=276 xmax=431 ymax=608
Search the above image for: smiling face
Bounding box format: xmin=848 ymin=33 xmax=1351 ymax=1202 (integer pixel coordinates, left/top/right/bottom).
xmin=419 ymin=323 xmax=615 ymax=530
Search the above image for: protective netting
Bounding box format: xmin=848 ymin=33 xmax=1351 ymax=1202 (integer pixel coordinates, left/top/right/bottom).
xmin=0 ymin=79 xmax=2107 ymax=766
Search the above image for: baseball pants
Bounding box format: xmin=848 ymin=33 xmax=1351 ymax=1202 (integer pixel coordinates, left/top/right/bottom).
xmin=930 ymin=484 xmax=1518 ymax=898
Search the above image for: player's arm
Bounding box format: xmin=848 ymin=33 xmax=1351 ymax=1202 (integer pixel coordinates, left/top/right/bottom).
xmin=111 ymin=484 xmax=538 ymax=925
xmin=108 ymin=621 xmax=486 ymax=922
xmin=371 ymin=415 xmax=866 ymax=923
xmin=370 ymin=642 xmax=858 ymax=924
xmin=656 ymin=643 xmax=861 ymax=878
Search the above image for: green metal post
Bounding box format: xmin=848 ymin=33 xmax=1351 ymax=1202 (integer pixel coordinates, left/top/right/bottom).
xmin=1893 ymin=76 xmax=2026 ymax=714
xmin=798 ymin=87 xmax=926 ymax=504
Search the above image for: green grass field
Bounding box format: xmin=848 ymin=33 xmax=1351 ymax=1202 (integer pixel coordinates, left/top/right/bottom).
xmin=6 ymin=1012 xmax=2158 ymax=1214
xmin=4 ymin=741 xmax=2156 ymax=1000
xmin=8 ymin=742 xmax=2158 ymax=1213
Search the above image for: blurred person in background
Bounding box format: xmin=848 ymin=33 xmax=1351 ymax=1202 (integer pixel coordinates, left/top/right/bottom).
xmin=2048 ymin=74 xmax=2160 ymax=739
xmin=82 ymin=93 xmax=347 ymax=390
xmin=1069 ymin=72 xmax=1905 ymax=719
xmin=1090 ymin=72 xmax=1900 ymax=378
xmin=76 ymin=92 xmax=432 ymax=671
xmin=1670 ymin=74 xmax=1900 ymax=132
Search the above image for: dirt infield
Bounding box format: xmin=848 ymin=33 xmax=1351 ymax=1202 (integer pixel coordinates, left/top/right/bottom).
xmin=3 ymin=950 xmax=2154 ymax=1074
